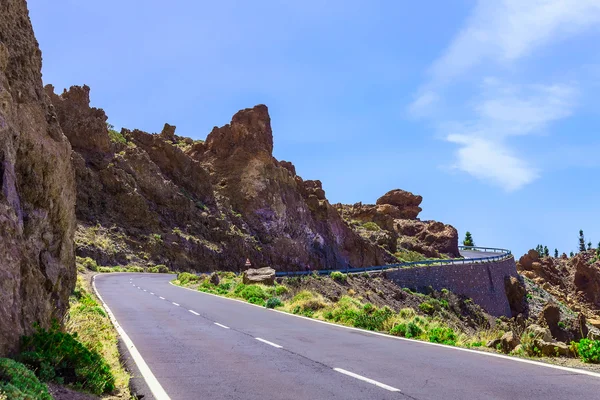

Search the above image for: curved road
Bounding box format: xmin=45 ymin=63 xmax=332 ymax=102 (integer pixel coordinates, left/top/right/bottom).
xmin=95 ymin=273 xmax=600 ymax=400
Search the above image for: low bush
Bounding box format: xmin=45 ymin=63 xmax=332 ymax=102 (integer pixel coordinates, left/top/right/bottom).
xmin=19 ymin=321 xmax=115 ymax=395
xmin=127 ymin=266 xmax=144 ymax=273
xmin=0 ymin=358 xmax=52 ymax=400
xmin=330 ymin=271 xmax=348 ymax=283
xmin=237 ymin=285 xmax=269 ymax=301
xmin=275 ymin=285 xmax=288 ymax=296
xmin=76 ymin=256 xmax=98 ymax=272
xmin=178 ymin=272 xmax=201 ymax=285
xmin=266 ymin=297 xmax=283 ymax=309
xmin=576 ymin=339 xmax=600 ymax=363
xmin=362 ymin=222 xmax=380 ymax=231
xmin=248 ymin=297 xmax=266 ymax=306
xmin=390 ymin=321 xmax=423 ymax=339
xmin=427 ymin=326 xmax=457 ymax=345
xmin=147 ymin=265 xmax=169 ymax=273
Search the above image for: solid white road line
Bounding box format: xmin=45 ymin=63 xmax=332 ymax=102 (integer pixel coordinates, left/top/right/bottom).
xmin=255 ymin=338 xmax=282 ymax=348
xmin=214 ymin=322 xmax=230 ymax=329
xmin=189 ymin=310 xmax=200 ymax=316
xmin=159 ymin=296 xmax=165 ymax=300
xmin=92 ymin=276 xmax=171 ymax=400
xmin=172 ymin=302 xmax=180 ymax=306
xmin=334 ymin=368 xmax=400 ymax=392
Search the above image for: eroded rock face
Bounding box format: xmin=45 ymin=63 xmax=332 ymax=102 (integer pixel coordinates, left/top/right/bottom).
xmin=0 ymin=0 xmax=76 ymax=356
xmin=376 ymin=189 xmax=422 ymax=219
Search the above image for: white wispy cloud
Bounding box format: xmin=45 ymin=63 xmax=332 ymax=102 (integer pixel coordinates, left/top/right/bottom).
xmin=409 ymin=0 xmax=599 ymax=190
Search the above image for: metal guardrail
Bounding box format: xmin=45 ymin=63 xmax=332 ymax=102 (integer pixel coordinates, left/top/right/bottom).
xmin=274 ymin=246 xmax=512 ymax=277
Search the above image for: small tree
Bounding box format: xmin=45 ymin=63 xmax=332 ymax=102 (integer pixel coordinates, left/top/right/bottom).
xmin=463 ymin=231 xmax=475 ymax=247
xmin=554 ymin=248 xmax=559 ymax=258
xmin=570 ymin=251 xmax=575 ymax=258
xmin=544 ymin=246 xmax=549 ymax=257
xmin=588 ymin=242 xmax=593 ymax=251
xmin=579 ymin=230 xmax=586 ymax=252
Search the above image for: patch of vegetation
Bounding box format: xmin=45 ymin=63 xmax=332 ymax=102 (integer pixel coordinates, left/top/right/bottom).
xmin=266 ymin=297 xmax=283 ymax=309
xmin=77 ymin=256 xmax=98 ymax=272
xmin=67 ymin=276 xmax=129 ymax=394
xmin=330 ymin=271 xmax=348 ymax=283
xmin=147 ymin=264 xmax=169 ymax=273
xmin=0 ymin=358 xmax=52 ymax=400
xmin=19 ymin=321 xmax=115 ymax=395
xmin=427 ymin=327 xmax=457 ymax=345
xmin=395 ymin=250 xmax=427 ymax=263
xmin=362 ymin=222 xmax=380 ymax=232
xmin=575 ymin=339 xmax=600 ymax=363
xmin=177 ymin=272 xmax=201 ymax=285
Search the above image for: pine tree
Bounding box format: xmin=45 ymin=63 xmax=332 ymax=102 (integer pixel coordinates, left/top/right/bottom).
xmin=579 ymin=230 xmax=586 ymax=252
xmin=588 ymin=242 xmax=593 ymax=251
xmin=570 ymin=251 xmax=575 ymax=258
xmin=463 ymin=231 xmax=474 ymax=247
xmin=554 ymin=248 xmax=559 ymax=258
xmin=544 ymin=246 xmax=549 ymax=257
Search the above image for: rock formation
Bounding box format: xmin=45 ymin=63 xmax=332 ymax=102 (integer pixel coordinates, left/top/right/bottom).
xmin=0 ymin=0 xmax=76 ymax=356
xmin=518 ymin=249 xmax=600 ymax=322
xmin=334 ymin=190 xmax=459 ymax=258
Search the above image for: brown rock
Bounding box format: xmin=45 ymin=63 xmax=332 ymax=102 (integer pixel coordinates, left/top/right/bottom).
xmin=504 ymin=276 xmax=526 ymax=316
xmin=518 ymin=249 xmax=540 ymax=270
xmin=500 ymin=331 xmax=520 ymax=353
xmin=525 ymin=324 xmax=553 ymax=342
xmin=376 ymin=189 xmax=423 ymax=219
xmin=487 ymin=338 xmax=502 ymax=349
xmin=160 ymin=123 xmax=176 ymax=141
xmin=209 ymin=272 xmax=220 ymax=286
xmin=535 ymin=340 xmax=571 ymax=357
xmin=243 ymin=267 xmax=276 ymax=285
xmin=0 ymin=0 xmax=76 ymax=356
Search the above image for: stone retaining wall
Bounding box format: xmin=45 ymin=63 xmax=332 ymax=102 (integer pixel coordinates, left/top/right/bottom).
xmin=385 ymin=256 xmax=518 ymax=316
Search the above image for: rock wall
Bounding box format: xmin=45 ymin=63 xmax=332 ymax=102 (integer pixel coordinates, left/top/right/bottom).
xmin=0 ymin=0 xmax=76 ymax=356
xmin=386 ymin=257 xmax=518 ymax=316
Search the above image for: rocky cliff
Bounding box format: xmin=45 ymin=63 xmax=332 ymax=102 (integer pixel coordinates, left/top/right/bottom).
xmin=45 ymin=85 xmax=459 ymax=273
xmin=518 ymin=249 xmax=600 ymax=327
xmin=0 ymin=0 xmax=76 ymax=356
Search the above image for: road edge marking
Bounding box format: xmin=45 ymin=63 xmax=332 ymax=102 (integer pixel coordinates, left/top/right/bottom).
xmin=189 ymin=310 xmax=200 ymax=316
xmin=214 ymin=322 xmax=230 ymax=329
xmin=93 ymin=275 xmax=171 ymax=400
xmin=169 ymin=281 xmax=600 ymax=379
xmin=334 ymin=368 xmax=400 ymax=392
xmin=256 ymin=338 xmax=283 ymax=348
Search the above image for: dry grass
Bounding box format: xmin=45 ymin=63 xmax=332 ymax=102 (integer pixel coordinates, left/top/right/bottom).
xmin=66 ymin=276 xmax=130 ymax=399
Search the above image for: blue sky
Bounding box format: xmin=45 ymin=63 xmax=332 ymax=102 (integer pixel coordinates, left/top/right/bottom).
xmin=29 ymin=0 xmax=600 ymax=257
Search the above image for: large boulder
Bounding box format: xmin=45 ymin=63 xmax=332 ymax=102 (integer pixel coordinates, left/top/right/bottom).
xmin=0 ymin=0 xmax=76 ymax=356
xmin=243 ymin=267 xmax=276 ymax=285
xmin=525 ymin=324 xmax=553 ymax=342
xmin=376 ymin=189 xmax=423 ymax=219
xmin=500 ymin=331 xmax=520 ymax=353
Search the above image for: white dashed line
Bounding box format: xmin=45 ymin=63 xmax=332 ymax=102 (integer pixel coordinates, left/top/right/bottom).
xmin=150 ymin=292 xmax=154 ymax=295
xmin=143 ymin=289 xmax=147 ymax=292
xmin=189 ymin=310 xmax=200 ymax=316
xmin=334 ymin=368 xmax=400 ymax=392
xmin=214 ymin=323 xmax=230 ymax=329
xmin=159 ymin=297 xmax=165 ymax=300
xmin=172 ymin=302 xmax=180 ymax=306
xmin=255 ymin=338 xmax=282 ymax=348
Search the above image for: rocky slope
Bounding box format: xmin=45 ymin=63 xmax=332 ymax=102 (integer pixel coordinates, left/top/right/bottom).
xmin=0 ymin=0 xmax=76 ymax=356
xmin=518 ymin=249 xmax=600 ymax=327
xmin=45 ymin=84 xmax=458 ymax=274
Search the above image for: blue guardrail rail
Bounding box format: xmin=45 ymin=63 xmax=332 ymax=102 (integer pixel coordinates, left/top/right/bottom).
xmin=274 ymin=246 xmax=512 ymax=277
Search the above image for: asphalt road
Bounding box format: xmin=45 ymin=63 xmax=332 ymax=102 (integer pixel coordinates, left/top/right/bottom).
xmin=459 ymin=249 xmax=502 ymax=259
xmin=95 ymin=273 xmax=600 ymax=400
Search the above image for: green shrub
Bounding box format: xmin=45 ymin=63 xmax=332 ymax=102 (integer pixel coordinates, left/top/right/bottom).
xmin=427 ymin=327 xmax=457 ymax=345
xmin=0 ymin=358 xmax=52 ymax=400
xmin=238 ymin=285 xmax=269 ymax=301
xmin=576 ymin=339 xmax=600 ymax=363
xmin=266 ymin=297 xmax=283 ymax=309
xmin=248 ymin=297 xmax=265 ymax=306
xmin=19 ymin=322 xmax=115 ymax=394
xmin=127 ymin=266 xmax=144 ymax=273
xmin=275 ymin=285 xmax=288 ymax=296
xmin=419 ymin=301 xmax=435 ymax=315
xmin=76 ymin=256 xmax=98 ymax=272
xmin=362 ymin=222 xmax=380 ymax=231
xmin=108 ymin=128 xmax=126 ymax=145
xmin=330 ymin=271 xmax=348 ymax=283
xmin=178 ymin=272 xmax=201 ymax=285
xmin=353 ymin=305 xmax=394 ymax=331
xmin=390 ymin=321 xmax=423 ymax=338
